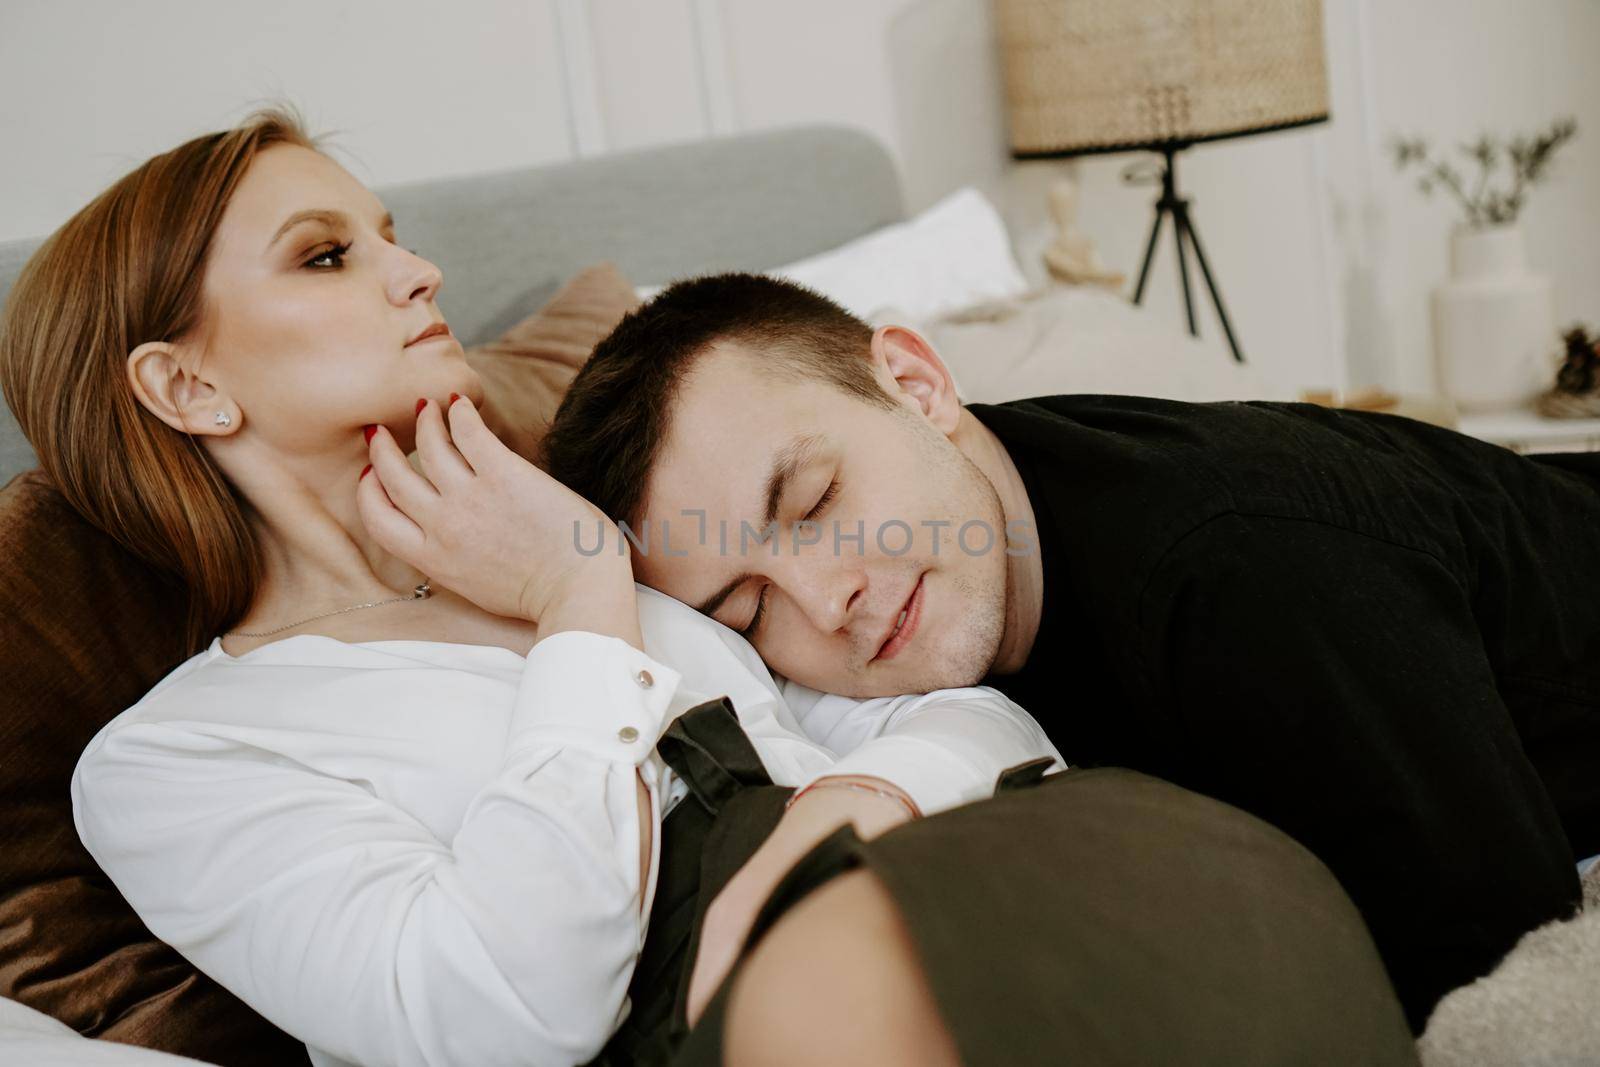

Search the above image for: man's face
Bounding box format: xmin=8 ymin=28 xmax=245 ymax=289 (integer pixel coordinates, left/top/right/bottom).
xmin=631 ymin=340 xmax=1009 ymax=698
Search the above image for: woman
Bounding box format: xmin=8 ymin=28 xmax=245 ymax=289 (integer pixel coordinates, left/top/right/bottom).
xmin=1 ymin=111 xmax=1416 ymax=1067
xmin=0 ymin=107 xmax=1057 ymax=1065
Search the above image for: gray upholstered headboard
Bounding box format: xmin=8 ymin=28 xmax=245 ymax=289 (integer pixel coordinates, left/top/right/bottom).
xmin=0 ymin=124 xmax=905 ymax=484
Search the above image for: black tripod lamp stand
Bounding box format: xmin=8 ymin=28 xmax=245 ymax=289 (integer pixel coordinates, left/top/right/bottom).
xmin=994 ymin=0 xmax=1333 ymax=367
xmin=1127 ymin=143 xmax=1245 ymax=363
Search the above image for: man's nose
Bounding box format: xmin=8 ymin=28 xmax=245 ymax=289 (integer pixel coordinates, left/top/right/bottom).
xmin=774 ymin=551 xmax=867 ymax=635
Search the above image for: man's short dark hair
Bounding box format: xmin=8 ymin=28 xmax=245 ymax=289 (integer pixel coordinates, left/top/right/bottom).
xmin=545 ymin=272 xmax=894 ymax=527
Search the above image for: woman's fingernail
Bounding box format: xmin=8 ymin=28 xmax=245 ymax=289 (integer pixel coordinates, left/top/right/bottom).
xmin=416 ymin=398 xmax=427 ymax=415
xmin=360 ymin=464 xmax=372 ymax=480
xmin=449 ymin=392 xmax=461 ymax=406
xmin=363 ymin=424 xmax=377 ymax=443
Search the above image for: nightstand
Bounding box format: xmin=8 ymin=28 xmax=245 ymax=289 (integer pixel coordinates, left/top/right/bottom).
xmin=1456 ymin=408 xmax=1600 ymax=454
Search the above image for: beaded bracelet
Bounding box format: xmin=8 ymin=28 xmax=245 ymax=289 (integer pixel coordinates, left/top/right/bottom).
xmin=784 ymin=777 xmax=923 ymax=821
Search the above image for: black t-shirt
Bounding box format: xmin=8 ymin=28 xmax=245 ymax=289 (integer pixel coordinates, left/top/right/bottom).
xmin=967 ymin=394 xmax=1600 ymax=1031
xmin=968 ymin=394 xmax=1600 ymax=794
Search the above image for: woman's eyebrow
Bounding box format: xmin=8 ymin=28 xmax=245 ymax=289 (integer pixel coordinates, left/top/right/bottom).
xmin=266 ymin=209 xmax=395 ymax=251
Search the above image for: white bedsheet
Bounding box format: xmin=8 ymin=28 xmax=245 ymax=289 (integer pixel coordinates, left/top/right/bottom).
xmin=0 ymin=996 xmax=215 ymax=1066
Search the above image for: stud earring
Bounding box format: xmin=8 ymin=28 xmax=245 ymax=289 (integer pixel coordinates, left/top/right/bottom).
xmin=214 ymin=412 xmax=232 ymax=427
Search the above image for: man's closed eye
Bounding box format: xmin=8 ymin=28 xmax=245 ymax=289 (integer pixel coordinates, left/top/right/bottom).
xmin=738 ymin=477 xmax=841 ymax=637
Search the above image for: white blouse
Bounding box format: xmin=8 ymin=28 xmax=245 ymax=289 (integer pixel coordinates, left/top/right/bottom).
xmin=71 ymin=586 xmax=1061 ymax=1067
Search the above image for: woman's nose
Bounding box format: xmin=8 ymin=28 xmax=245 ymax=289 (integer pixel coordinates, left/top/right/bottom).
xmin=392 ymin=248 xmax=443 ymax=306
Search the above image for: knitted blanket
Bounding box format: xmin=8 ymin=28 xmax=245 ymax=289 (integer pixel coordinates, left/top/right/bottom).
xmin=1418 ymin=863 xmax=1600 ymax=1064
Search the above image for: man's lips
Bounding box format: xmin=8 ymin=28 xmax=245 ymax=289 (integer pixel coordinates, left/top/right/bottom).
xmin=872 ymin=574 xmax=925 ymax=663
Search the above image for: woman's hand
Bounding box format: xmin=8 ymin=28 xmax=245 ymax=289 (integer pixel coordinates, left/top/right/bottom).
xmin=684 ymin=778 xmax=917 ymax=1026
xmin=358 ymin=396 xmax=639 ymax=644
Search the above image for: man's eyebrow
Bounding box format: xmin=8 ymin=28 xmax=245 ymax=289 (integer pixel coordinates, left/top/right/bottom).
xmin=762 ymin=432 xmax=824 ymax=528
xmin=691 ymin=433 xmax=824 ymax=617
xmin=267 ymin=209 xmax=395 ymax=251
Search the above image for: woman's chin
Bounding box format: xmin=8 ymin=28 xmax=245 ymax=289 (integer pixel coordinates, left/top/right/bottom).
xmin=443 ymin=360 xmax=486 ymax=407
xmin=460 ymin=370 xmax=487 ymax=407
xmin=417 ymin=362 xmax=485 ymax=409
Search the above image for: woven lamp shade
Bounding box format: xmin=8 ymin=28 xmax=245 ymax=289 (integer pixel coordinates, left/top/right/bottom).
xmin=996 ymin=0 xmax=1330 ymax=157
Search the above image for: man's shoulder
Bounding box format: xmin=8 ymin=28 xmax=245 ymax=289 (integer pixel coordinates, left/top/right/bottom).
xmin=969 ymin=393 xmax=1334 ymax=446
xmin=969 ymin=394 xmax=1300 ymax=476
xmin=968 ymin=393 xmax=1468 ymax=511
xmin=966 ymin=394 xmax=1310 ymax=521
xmin=974 ymin=395 xmax=1482 ymax=603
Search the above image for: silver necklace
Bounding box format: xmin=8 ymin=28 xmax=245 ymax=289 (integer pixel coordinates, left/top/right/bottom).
xmin=227 ymin=579 xmax=433 ymax=638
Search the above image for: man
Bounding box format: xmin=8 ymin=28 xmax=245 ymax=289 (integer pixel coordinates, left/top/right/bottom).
xmin=545 ymin=272 xmax=1600 ymax=1032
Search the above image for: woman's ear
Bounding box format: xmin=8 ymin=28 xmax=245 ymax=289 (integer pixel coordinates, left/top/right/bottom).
xmin=127 ymin=342 xmax=239 ymax=436
xmin=869 ymin=325 xmax=962 ymax=436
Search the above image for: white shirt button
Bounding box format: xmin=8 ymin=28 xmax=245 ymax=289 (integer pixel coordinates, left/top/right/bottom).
xmin=618 ymin=726 xmax=640 ymax=743
xmin=634 ymin=669 xmax=654 ymax=690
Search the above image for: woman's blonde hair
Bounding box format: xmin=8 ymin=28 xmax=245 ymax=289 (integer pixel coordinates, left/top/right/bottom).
xmin=0 ymin=108 xmax=315 ymax=647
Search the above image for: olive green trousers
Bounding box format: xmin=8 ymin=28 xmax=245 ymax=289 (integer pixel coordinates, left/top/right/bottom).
xmin=591 ymin=698 xmax=1418 ymax=1067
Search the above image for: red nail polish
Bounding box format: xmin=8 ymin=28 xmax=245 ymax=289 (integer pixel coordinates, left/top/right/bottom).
xmin=360 ymin=463 xmax=372 ymax=480
xmin=416 ymin=398 xmax=427 ymax=415
xmin=363 ymin=424 xmax=377 ymax=443
xmin=449 ymin=392 xmax=461 ymax=406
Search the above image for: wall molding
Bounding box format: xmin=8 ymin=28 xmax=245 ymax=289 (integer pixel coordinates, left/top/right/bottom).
xmin=690 ymin=0 xmax=738 ymax=137
xmin=554 ymin=0 xmax=607 ymax=157
xmin=1308 ymin=131 xmax=1346 ymax=389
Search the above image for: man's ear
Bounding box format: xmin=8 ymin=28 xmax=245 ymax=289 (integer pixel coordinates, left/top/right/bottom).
xmin=869 ymin=325 xmax=962 ymax=435
xmin=126 ymin=342 xmax=240 ymax=436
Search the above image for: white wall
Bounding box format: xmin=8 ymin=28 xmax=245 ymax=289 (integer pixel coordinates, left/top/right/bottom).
xmin=0 ymin=0 xmax=988 ymax=243
xmin=0 ymin=0 xmax=577 ymax=237
xmin=1362 ymin=0 xmax=1600 ymax=395
xmin=1065 ymin=0 xmax=1600 ymax=395
xmin=2 ymin=0 xmax=1597 ymax=399
xmin=580 ymin=0 xmax=1009 ymax=209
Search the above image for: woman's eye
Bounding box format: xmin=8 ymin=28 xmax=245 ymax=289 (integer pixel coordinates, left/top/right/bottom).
xmin=303 ymin=243 xmax=350 ymax=270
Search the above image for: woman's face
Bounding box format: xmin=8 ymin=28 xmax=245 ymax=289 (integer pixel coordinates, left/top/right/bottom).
xmin=197 ymin=143 xmax=481 ymax=458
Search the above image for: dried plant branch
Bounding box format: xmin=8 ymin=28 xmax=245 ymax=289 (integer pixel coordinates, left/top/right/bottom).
xmin=1390 ymin=117 xmax=1577 ymax=228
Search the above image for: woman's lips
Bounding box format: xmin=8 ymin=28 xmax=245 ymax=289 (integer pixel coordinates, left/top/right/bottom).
xmin=405 ymin=323 xmax=452 ymax=347
xmin=873 ymin=574 xmax=926 ymax=663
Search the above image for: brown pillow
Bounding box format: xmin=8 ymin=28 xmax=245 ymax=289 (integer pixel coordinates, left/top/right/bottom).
xmin=466 ymin=262 xmax=639 ymax=466
xmin=0 ymin=264 xmax=634 ymax=1062
xmin=0 ymin=471 xmax=309 ymax=1065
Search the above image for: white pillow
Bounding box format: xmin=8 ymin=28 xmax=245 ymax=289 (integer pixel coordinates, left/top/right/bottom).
xmin=636 ymin=188 xmax=1030 ymax=321
xmin=769 ymin=188 xmax=1028 ymax=320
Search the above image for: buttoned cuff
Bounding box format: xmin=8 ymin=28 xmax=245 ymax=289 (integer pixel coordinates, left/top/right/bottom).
xmin=799 ymin=735 xmax=991 ymax=817
xmin=509 ymin=631 xmax=682 ymax=765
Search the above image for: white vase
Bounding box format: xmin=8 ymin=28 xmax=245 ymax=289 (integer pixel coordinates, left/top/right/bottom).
xmin=1430 ymin=224 xmax=1555 ymax=412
